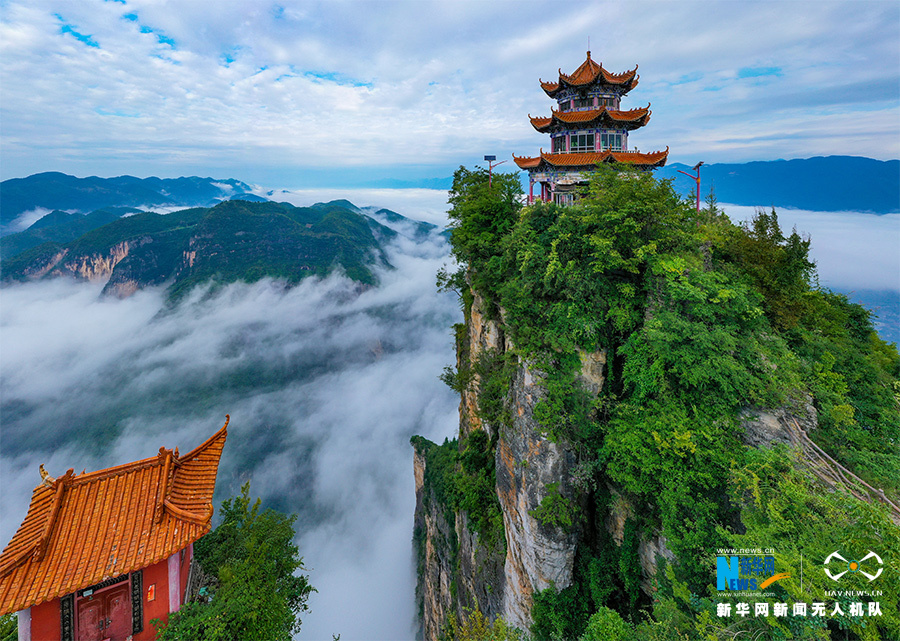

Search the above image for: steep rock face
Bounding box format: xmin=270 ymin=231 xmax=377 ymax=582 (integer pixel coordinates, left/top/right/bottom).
xmin=739 ymin=395 xmax=818 ymax=448
xmin=22 ymin=249 xmax=68 ymax=280
xmin=413 ymin=449 xmax=455 ymax=641
xmin=413 ymin=444 xmax=506 ymax=640
xmin=460 ymin=290 xmax=505 ymax=440
xmin=496 ymin=362 xmax=579 ymax=628
xmin=606 ymin=490 xmax=676 ymax=595
xmin=456 ymin=511 xmax=506 ymax=622
xmin=414 ymin=291 xmax=586 ymax=637
xmin=61 ymin=241 xmax=133 ymax=281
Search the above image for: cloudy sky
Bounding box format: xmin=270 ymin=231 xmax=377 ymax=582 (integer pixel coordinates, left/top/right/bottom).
xmin=1 ymin=0 xmax=898 ymax=187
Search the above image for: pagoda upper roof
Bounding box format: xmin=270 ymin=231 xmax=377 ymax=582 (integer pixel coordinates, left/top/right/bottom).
xmin=540 ymin=51 xmax=639 ymax=97
xmin=0 ymin=418 xmax=229 ymax=615
xmin=513 ymin=148 xmax=669 ymax=170
xmin=529 ymin=105 xmax=651 ymax=132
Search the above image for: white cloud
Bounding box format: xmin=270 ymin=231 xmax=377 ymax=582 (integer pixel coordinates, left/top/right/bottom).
xmin=1 ymin=1 xmax=897 ymax=183
xmin=4 ymin=206 xmax=54 ymax=233
xmin=722 ymin=204 xmax=900 ymax=292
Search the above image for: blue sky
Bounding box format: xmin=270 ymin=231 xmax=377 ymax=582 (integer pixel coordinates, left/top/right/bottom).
xmin=1 ymin=0 xmax=898 ymax=187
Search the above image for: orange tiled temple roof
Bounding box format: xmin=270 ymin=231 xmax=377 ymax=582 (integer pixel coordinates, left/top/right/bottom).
xmin=0 ymin=418 xmax=228 ymax=615
xmin=512 ymin=148 xmax=669 ymax=170
xmin=529 ymin=105 xmax=651 ymax=131
xmin=540 ymin=51 xmax=639 ymax=96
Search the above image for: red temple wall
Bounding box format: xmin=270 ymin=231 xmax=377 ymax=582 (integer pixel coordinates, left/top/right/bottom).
xmin=30 ymin=598 xmax=60 ymax=641
xmin=136 ymin=556 xmax=171 ymax=640
xmin=178 ymin=544 xmax=192 ymax=603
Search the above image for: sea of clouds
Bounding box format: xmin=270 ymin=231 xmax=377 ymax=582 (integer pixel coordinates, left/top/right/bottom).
xmin=0 ymin=209 xmax=460 ymax=640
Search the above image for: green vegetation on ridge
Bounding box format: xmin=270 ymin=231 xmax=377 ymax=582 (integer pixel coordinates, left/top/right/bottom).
xmin=433 ymin=164 xmax=899 ymax=640
xmin=1 ymin=200 xmax=395 ymax=298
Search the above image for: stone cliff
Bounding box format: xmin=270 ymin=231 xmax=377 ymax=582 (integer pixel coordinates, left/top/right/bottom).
xmin=413 ymin=290 xmax=584 ymax=636
xmin=412 ymin=286 xmax=824 ymax=638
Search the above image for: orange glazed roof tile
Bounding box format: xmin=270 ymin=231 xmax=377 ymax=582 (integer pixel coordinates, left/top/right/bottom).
xmin=0 ymin=418 xmax=228 ymax=616
xmin=540 ymin=51 xmax=639 ymax=96
xmin=513 ymin=148 xmax=669 ymax=170
xmin=529 ymin=105 xmax=651 ymax=131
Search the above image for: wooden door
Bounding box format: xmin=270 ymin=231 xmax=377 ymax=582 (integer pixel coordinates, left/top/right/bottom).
xmin=76 ymin=597 xmax=103 ymax=641
xmin=104 ymin=584 xmax=131 ymax=640
xmin=76 ymin=583 xmax=131 ymax=641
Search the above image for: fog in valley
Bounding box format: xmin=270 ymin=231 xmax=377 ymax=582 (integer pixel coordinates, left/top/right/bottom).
xmin=0 ymin=212 xmax=460 ymax=640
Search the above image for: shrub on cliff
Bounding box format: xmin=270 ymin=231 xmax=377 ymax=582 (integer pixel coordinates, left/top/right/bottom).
xmin=153 ymin=483 xmax=314 ymax=641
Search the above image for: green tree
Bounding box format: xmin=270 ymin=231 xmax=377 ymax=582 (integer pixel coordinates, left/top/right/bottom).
xmin=580 ymin=607 xmax=633 ymax=641
xmin=446 ymin=165 xmax=522 ymax=305
xmin=154 ymin=483 xmax=314 ymax=640
xmin=436 ymin=161 xmax=900 ymax=636
xmin=0 ymin=614 xmax=16 ymax=641
xmin=444 ymin=608 xmax=524 ymax=641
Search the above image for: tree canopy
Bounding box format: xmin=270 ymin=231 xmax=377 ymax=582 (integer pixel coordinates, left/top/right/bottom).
xmin=440 ymin=163 xmax=900 ymax=640
xmin=154 ymin=483 xmax=314 ymax=641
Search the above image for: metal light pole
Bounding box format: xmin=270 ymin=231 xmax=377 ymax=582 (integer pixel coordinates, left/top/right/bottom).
xmin=484 ymin=155 xmax=507 ymax=188
xmin=678 ymin=161 xmax=704 ymax=212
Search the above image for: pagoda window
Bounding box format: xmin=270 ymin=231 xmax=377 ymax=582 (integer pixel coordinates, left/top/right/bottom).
xmin=601 ymin=132 xmax=623 ymax=151
xmin=599 ymin=96 xmax=617 ymax=108
xmin=559 ymin=101 xmax=571 ymax=112
xmin=552 ymin=136 xmax=567 ymax=153
xmin=570 ymin=133 xmax=595 ymax=152
xmin=573 ymin=96 xmax=594 ymax=109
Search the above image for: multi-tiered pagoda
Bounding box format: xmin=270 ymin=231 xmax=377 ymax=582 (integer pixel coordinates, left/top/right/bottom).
xmin=514 ymin=51 xmax=668 ymax=205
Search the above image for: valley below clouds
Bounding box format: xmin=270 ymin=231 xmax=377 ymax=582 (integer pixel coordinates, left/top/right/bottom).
xmin=0 ymin=218 xmax=460 ymax=639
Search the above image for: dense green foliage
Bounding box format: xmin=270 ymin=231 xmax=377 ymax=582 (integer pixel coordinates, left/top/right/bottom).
xmin=153 ymin=483 xmax=314 ymax=641
xmin=0 ymin=207 xmax=135 ymax=260
xmin=443 ymin=608 xmax=524 ymax=641
xmin=412 ymin=430 xmax=505 ymax=553
xmin=442 ymin=163 xmax=900 ymax=640
xmin=0 ymin=614 xmax=16 ymax=641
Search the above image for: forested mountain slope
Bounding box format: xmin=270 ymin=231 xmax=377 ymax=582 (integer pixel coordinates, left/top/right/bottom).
xmin=413 ymin=166 xmax=900 ymax=640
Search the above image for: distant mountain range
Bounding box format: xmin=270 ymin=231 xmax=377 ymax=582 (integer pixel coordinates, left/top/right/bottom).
xmin=0 ymin=172 xmax=262 ymax=232
xmin=657 ymin=156 xmax=899 ymax=214
xmin=1 ymin=199 xmax=435 ymax=299
xmin=2 ymin=156 xmax=896 ymax=230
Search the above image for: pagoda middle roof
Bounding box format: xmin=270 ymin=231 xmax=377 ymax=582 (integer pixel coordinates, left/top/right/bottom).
xmin=541 ymin=51 xmax=639 ymax=97
xmin=512 ymin=148 xmax=669 ymax=170
xmin=0 ymin=418 xmax=229 ymax=615
xmin=529 ymin=105 xmax=651 ymax=132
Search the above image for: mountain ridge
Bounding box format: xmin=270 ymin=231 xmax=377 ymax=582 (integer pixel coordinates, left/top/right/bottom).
xmin=656 ymin=155 xmax=899 ymax=214
xmin=0 ymin=200 xmax=434 ymax=300
xmin=0 ymin=172 xmax=258 ymax=230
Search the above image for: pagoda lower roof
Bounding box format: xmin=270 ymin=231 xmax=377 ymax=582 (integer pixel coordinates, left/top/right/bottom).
xmin=513 ymin=148 xmax=669 ymax=170
xmin=541 ymin=51 xmax=639 ymax=97
xmin=0 ymin=419 xmax=229 ymax=615
xmin=530 ymin=105 xmax=651 ymax=132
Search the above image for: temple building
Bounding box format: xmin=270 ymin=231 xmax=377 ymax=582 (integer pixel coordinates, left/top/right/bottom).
xmin=514 ymin=51 xmax=668 ymax=205
xmin=0 ymin=418 xmax=228 ymax=641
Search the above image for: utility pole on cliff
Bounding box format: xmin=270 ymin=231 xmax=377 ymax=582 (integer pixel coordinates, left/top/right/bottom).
xmin=678 ymin=161 xmax=704 ymax=212
xmin=484 ymin=155 xmax=507 ymax=188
